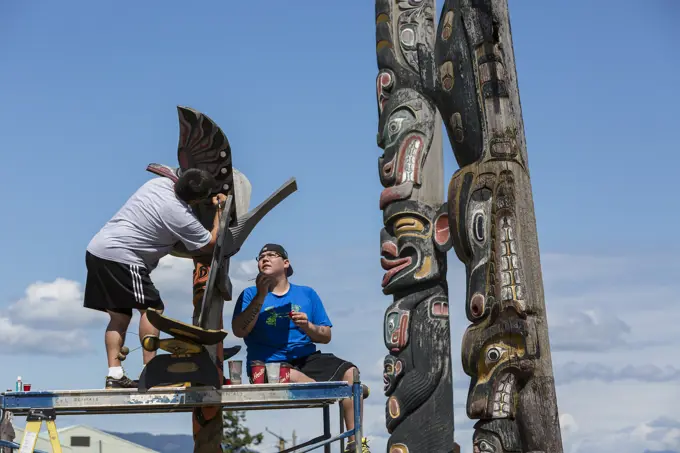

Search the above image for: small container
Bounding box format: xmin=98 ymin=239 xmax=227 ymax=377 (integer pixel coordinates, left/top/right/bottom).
xmin=250 ymin=361 xmax=266 ymax=384
xmin=265 ymin=363 xmax=281 ymax=384
xmin=227 ymin=360 xmax=243 ymax=385
xmin=279 ymin=363 xmax=292 ymax=383
xmin=15 ymin=376 xmax=22 ymax=392
xmin=23 ymin=383 xmax=31 ymax=392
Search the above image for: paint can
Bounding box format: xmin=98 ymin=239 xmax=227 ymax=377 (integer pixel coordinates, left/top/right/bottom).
xmin=279 ymin=362 xmax=292 ymax=383
xmin=250 ymin=361 xmax=266 ymax=384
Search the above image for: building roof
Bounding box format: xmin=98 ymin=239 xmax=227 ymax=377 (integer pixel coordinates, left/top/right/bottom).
xmin=56 ymin=425 xmax=159 ymax=452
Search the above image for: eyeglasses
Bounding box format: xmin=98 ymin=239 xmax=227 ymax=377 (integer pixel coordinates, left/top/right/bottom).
xmin=256 ymin=252 xmax=282 ymax=261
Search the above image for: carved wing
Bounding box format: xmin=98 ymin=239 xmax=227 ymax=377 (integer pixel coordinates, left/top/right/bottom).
xmin=176 ymin=106 xmax=234 ymax=195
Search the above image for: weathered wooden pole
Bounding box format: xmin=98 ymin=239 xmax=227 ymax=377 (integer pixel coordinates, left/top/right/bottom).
xmin=374 ymin=1 xmax=457 ymax=452
xmin=439 ymin=0 xmax=564 ymax=451
xmin=375 ymin=0 xmax=563 ymax=451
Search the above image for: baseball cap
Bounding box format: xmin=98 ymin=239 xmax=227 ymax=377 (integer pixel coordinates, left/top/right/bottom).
xmin=258 ymin=243 xmax=294 ymax=277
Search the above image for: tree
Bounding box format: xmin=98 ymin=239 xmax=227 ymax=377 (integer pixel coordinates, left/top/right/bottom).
xmin=221 ymin=411 xmax=264 ymax=453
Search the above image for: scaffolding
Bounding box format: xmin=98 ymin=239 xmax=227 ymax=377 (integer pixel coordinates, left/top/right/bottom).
xmin=0 ymin=374 xmax=363 ymax=453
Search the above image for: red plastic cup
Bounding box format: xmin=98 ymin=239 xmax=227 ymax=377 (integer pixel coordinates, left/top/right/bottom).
xmin=250 ymin=361 xmax=266 ymax=384
xmin=23 ymin=384 xmax=31 ymax=391
xmin=279 ymin=363 xmax=292 ymax=383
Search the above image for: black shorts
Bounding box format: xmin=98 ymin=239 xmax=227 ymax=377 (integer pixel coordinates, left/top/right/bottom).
xmin=289 ymin=351 xmax=355 ymax=382
xmin=83 ymin=251 xmax=164 ymax=317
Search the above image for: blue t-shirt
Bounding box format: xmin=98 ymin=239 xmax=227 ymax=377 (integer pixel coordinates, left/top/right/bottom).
xmin=232 ymin=283 xmax=332 ymax=364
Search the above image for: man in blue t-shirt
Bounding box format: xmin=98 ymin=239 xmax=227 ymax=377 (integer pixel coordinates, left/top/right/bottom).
xmin=232 ymin=243 xmax=370 ymax=453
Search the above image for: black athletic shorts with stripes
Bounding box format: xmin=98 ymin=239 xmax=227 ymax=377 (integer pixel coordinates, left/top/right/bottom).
xmin=83 ymin=251 xmax=164 ymax=317
xmin=289 ymin=351 xmax=355 ymax=382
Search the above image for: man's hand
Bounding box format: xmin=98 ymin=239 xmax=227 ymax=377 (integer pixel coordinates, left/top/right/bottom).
xmin=212 ymin=193 xmax=227 ymax=208
xmin=290 ymin=311 xmax=331 ymax=344
xmin=290 ymin=311 xmax=309 ymax=329
xmin=255 ymin=272 xmax=276 ymax=296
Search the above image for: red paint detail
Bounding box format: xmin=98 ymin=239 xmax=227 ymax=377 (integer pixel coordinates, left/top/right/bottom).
xmin=379 ymin=182 xmax=415 ymax=209
xmin=470 ymin=293 xmax=485 ymax=318
xmin=381 ymin=256 xmax=412 ymax=287
xmin=381 ymin=241 xmax=398 ymax=258
xmin=434 ymin=214 xmax=450 ymax=245
xmin=377 ymin=71 xmax=393 ymax=113
xmin=432 ymin=302 xmax=449 ymax=316
xmin=398 ymin=313 xmax=409 ymax=346
xmin=178 ymin=151 xmax=189 ymax=169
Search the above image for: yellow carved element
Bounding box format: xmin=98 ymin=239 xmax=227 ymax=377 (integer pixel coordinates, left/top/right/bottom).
xmin=169 ymin=328 xmax=201 ymax=340
xmin=441 ymin=10 xmax=454 ymax=40
xmin=388 ymin=396 xmax=401 ymax=418
xmin=377 ymin=40 xmax=392 ymax=51
xmin=376 ymin=13 xmax=390 ymax=24
xmin=168 ymin=362 xmax=200 ymax=373
xmin=440 ymin=61 xmax=454 ymax=91
xmin=159 ymin=338 xmax=202 ymax=355
xmin=395 ymin=216 xmax=425 ymax=234
xmin=391 ymin=214 xmax=430 ymax=239
xmin=475 ymin=334 xmax=525 ymax=385
xmin=390 ymin=444 xmax=409 ymax=453
xmin=415 ymin=256 xmax=432 ymax=279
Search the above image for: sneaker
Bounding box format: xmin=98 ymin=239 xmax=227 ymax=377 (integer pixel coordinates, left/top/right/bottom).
xmin=105 ymin=375 xmax=138 ymax=389
xmin=344 ymin=437 xmax=370 ymax=453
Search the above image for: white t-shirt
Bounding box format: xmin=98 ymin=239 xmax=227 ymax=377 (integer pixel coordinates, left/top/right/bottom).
xmin=87 ymin=177 xmax=211 ymax=270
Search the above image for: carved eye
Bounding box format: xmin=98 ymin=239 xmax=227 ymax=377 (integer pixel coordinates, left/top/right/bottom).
xmin=486 ymin=347 xmax=502 ymax=362
xmin=473 ymin=212 xmax=485 ymax=243
xmin=385 ymin=364 xmax=393 ymax=374
xmin=479 ymin=440 xmax=492 ymax=452
xmin=388 ymin=117 xmax=405 ymax=136
xmin=387 ymin=317 xmax=396 ymax=332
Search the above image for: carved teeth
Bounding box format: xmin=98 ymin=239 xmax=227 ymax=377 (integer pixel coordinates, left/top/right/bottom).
xmin=491 ymin=373 xmax=515 ymax=418
xmin=499 ymin=217 xmax=525 ymax=309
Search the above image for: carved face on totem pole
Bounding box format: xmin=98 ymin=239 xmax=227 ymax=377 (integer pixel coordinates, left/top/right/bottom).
xmin=449 ymin=166 xmax=539 ymax=419
xmin=380 ymin=200 xmax=450 ymax=295
xmin=377 ymin=89 xmax=437 ymax=210
xmin=383 ymin=355 xmax=405 ymax=395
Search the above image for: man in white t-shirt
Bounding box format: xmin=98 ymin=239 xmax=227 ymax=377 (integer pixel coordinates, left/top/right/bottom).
xmin=84 ymin=168 xmax=226 ymax=388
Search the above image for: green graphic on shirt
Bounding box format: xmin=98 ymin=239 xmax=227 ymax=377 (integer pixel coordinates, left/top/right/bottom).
xmin=264 ymin=304 xmax=302 ymax=326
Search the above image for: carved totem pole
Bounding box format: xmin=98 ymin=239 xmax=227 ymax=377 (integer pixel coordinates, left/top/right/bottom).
xmin=375 ymin=1 xmax=456 ymax=452
xmin=148 ymin=107 xmax=296 ymax=453
xmin=375 ymin=1 xmax=563 ymax=452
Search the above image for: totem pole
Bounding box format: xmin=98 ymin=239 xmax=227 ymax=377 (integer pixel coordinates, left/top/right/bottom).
xmin=375 ymin=1 xmax=457 ymax=453
xmin=375 ymin=1 xmax=563 ymax=452
xmin=148 ymin=107 xmax=297 ymax=452
xmin=146 ymin=107 xmax=236 ymax=453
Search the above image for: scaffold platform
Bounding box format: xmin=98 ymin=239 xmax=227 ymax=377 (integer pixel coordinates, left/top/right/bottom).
xmin=0 ymin=379 xmax=363 ymax=453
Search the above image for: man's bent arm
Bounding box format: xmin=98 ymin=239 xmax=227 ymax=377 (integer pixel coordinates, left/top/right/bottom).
xmin=302 ymin=323 xmax=331 ymax=344
xmin=232 ymin=292 xmax=266 ymax=338
xmin=199 ymin=207 xmax=223 ymax=252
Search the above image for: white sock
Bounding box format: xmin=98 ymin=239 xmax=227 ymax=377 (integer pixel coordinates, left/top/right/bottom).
xmin=108 ymin=367 xmax=124 ymax=379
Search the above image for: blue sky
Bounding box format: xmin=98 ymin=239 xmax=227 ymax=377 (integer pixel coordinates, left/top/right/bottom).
xmin=1 ymin=1 xmax=679 ymax=452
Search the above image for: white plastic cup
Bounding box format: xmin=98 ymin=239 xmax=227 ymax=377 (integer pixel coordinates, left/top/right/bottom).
xmin=265 ymin=362 xmax=281 ymax=383
xmin=228 ymin=360 xmax=243 ymax=385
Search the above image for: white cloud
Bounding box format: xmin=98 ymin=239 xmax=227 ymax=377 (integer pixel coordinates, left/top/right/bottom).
xmin=6 ymin=277 xmax=105 ymax=329
xmin=556 ymin=362 xmax=680 ymax=385
xmin=0 ymin=315 xmax=92 ymax=355
xmin=549 ymin=309 xmax=634 ymax=352
xmin=565 ymin=416 xmax=680 ymax=453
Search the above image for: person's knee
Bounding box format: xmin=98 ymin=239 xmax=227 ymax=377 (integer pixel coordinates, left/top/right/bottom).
xmin=107 ymin=311 xmax=132 ymax=329
xmin=343 ymin=366 xmax=358 ymax=382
